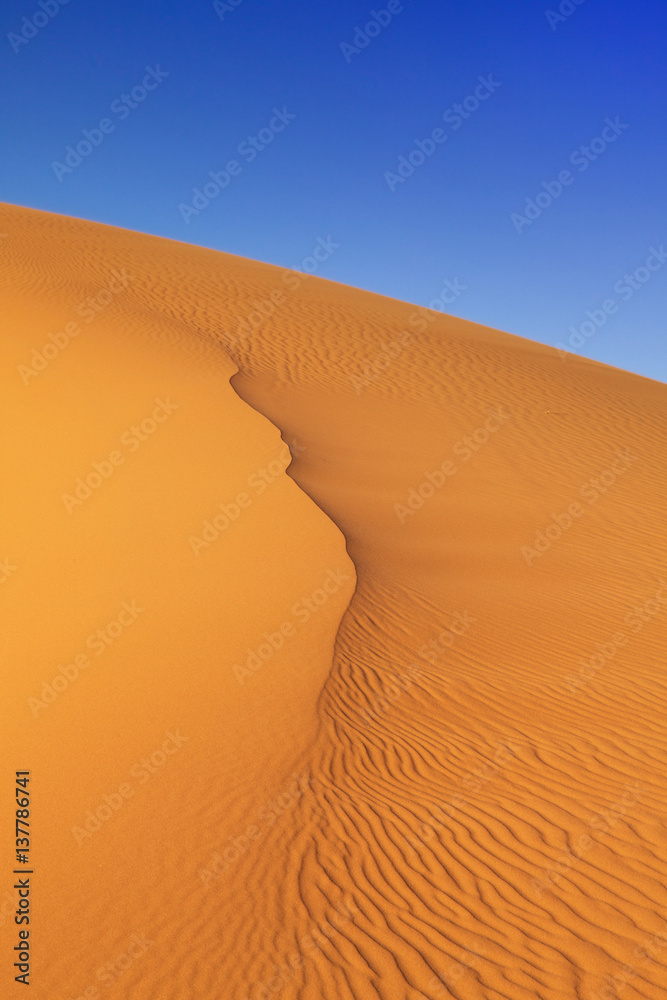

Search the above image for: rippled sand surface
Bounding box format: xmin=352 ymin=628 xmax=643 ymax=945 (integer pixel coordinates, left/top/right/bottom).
xmin=2 ymin=204 xmax=667 ymax=1000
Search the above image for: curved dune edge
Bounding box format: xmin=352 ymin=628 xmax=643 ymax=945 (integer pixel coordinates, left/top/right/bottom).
xmin=2 ymin=204 xmax=667 ymax=1000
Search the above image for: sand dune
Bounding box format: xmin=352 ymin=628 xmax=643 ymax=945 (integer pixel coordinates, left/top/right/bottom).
xmin=2 ymin=203 xmax=666 ymax=999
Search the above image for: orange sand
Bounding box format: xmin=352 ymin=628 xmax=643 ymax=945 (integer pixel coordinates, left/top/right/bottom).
xmin=1 ymin=203 xmax=666 ymax=1000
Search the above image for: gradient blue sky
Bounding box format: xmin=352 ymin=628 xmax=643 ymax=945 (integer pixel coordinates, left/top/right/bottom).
xmin=3 ymin=0 xmax=666 ymax=382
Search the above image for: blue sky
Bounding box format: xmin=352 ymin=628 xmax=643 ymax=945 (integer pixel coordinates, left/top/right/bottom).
xmin=2 ymin=0 xmax=665 ymax=383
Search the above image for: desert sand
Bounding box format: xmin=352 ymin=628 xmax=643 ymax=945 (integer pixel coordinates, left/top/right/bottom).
xmin=1 ymin=202 xmax=666 ymax=1000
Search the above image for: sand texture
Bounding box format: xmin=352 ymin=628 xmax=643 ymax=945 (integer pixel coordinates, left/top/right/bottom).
xmin=2 ymin=203 xmax=667 ymax=999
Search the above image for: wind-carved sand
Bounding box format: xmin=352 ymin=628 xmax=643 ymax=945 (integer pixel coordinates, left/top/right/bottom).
xmin=2 ymin=203 xmax=667 ymax=1000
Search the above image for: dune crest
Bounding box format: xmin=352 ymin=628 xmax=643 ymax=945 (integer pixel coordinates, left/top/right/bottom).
xmin=2 ymin=204 xmax=667 ymax=999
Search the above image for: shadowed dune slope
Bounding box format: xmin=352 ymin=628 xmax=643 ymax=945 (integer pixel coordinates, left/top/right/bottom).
xmin=2 ymin=203 xmax=667 ymax=1000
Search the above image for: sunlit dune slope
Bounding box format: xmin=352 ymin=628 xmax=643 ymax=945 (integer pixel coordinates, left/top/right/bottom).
xmin=2 ymin=203 xmax=666 ymax=1000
